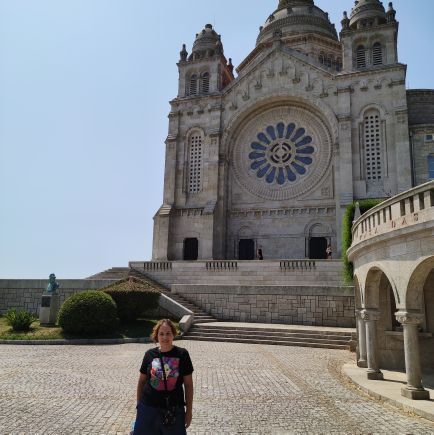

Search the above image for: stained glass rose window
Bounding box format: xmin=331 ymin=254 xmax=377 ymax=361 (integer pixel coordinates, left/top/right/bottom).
xmin=248 ymin=122 xmax=315 ymax=185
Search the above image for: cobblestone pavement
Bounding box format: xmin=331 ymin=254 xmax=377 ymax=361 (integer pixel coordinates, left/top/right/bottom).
xmin=1 ymin=341 xmax=434 ymax=434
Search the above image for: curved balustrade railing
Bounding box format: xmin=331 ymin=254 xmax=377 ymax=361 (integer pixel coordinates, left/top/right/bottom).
xmin=351 ymin=181 xmax=434 ymax=247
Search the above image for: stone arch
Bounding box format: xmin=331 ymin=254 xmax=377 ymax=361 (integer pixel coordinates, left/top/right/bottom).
xmin=364 ymin=266 xmax=393 ymax=309
xmin=356 ymin=102 xmax=389 ymax=122
xmin=238 ymin=226 xmax=253 ymax=238
xmin=304 ymin=221 xmax=332 ymax=237
xmin=405 ymin=256 xmax=434 ymax=311
xmin=184 ymin=126 xmax=206 ymax=141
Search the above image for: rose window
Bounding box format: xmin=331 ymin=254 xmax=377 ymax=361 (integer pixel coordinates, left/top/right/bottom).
xmin=248 ymin=122 xmax=315 ymax=185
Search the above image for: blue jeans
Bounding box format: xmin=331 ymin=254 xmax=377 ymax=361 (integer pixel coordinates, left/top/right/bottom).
xmin=133 ymin=401 xmax=186 ymax=435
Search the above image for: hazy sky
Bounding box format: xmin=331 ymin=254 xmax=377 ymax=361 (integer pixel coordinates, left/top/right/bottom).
xmin=1 ymin=0 xmax=433 ymax=279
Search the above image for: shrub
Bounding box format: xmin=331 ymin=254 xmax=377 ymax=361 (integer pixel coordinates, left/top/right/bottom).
xmin=5 ymin=309 xmax=36 ymax=331
xmin=342 ymin=199 xmax=384 ymax=284
xmin=103 ymin=277 xmax=161 ymax=323
xmin=58 ymin=291 xmax=118 ymax=335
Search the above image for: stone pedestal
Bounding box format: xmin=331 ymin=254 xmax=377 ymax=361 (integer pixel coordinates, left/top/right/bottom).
xmin=396 ymin=311 xmax=430 ymax=400
xmin=39 ymin=294 xmax=60 ymax=325
xmin=356 ymin=310 xmax=368 ymax=368
xmin=361 ymin=309 xmax=383 ymax=380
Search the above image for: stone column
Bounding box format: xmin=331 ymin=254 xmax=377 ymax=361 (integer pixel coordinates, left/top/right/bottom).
xmin=395 ymin=311 xmax=430 ymax=400
xmin=361 ymin=309 xmax=383 ymax=380
xmin=356 ymin=310 xmax=368 ymax=368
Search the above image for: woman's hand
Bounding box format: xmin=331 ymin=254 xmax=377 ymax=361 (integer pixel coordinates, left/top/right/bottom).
xmin=185 ymin=408 xmax=193 ymax=428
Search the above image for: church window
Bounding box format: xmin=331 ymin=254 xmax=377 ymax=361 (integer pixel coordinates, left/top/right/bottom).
xmin=319 ymin=52 xmax=324 ymax=64
xmin=201 ymin=72 xmax=210 ymax=94
xmin=326 ymin=55 xmax=332 ymax=68
xmin=363 ymin=110 xmax=383 ymax=181
xmin=189 ymin=74 xmax=198 ymax=96
xmin=188 ymin=133 xmax=203 ymax=193
xmin=248 ymin=122 xmax=315 ymax=185
xmin=372 ymin=42 xmax=383 ymax=66
xmin=428 ymin=155 xmax=434 ymax=179
xmin=356 ymin=45 xmax=367 ymax=69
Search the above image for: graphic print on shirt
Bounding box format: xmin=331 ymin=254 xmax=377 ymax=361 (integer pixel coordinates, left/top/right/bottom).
xmin=150 ymin=357 xmax=180 ymax=391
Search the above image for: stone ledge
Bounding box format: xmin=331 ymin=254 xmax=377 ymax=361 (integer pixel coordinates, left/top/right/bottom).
xmin=343 ymin=364 xmax=434 ymax=423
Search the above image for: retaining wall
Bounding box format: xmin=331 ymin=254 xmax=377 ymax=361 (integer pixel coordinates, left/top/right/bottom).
xmin=0 ymin=279 xmax=118 ymax=314
xmin=173 ymin=284 xmax=355 ymax=327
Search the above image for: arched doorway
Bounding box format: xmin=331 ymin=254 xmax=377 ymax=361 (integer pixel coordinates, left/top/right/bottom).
xmin=239 ymin=239 xmax=255 ymax=260
xmin=305 ymin=222 xmax=331 ymax=259
xmin=183 ymin=238 xmax=198 ymax=260
xmin=309 ymin=237 xmax=327 ymax=259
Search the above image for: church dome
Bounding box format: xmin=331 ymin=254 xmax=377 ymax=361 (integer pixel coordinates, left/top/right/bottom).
xmin=349 ymin=0 xmax=387 ymax=29
xmin=192 ymin=24 xmax=223 ymax=57
xmin=256 ymin=0 xmax=338 ymax=46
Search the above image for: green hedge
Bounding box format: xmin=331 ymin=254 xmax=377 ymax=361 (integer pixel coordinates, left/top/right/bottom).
xmin=58 ymin=290 xmax=119 ymax=335
xmin=102 ymin=277 xmax=161 ymax=323
xmin=342 ymin=199 xmax=384 ymax=284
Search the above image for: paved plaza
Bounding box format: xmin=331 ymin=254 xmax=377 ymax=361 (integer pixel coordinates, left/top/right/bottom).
xmin=1 ymin=341 xmax=434 ymax=434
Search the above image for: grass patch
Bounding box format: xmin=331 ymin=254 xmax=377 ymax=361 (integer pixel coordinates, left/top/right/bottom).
xmin=0 ymin=316 xmax=177 ymax=341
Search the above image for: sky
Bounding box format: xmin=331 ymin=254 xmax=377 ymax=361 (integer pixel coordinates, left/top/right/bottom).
xmin=1 ymin=0 xmax=433 ymax=279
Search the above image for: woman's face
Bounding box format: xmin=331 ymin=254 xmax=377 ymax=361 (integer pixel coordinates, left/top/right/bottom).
xmin=158 ymin=323 xmax=174 ymax=349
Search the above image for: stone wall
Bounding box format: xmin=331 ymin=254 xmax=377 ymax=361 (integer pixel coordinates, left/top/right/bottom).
xmin=173 ymin=284 xmax=355 ymax=327
xmin=0 ymin=279 xmax=118 ymax=314
xmin=407 ymin=90 xmax=434 ymax=126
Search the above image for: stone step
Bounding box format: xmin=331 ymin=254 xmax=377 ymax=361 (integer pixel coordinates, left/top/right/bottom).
xmin=190 ymin=325 xmax=355 ymax=337
xmin=183 ymin=335 xmax=349 ymax=350
xmin=192 ymin=319 xmax=217 ymax=324
xmin=185 ymin=331 xmax=350 ymax=344
xmin=187 ymin=328 xmax=351 ymax=340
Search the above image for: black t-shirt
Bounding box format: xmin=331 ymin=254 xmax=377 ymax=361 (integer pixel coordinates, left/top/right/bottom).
xmin=140 ymin=345 xmax=194 ymax=408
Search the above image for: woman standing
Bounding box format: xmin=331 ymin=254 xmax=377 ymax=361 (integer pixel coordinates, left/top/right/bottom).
xmin=133 ymin=319 xmax=194 ymax=434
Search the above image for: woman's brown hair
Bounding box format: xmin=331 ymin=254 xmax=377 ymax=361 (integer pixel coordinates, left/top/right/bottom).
xmin=151 ymin=319 xmax=178 ymax=342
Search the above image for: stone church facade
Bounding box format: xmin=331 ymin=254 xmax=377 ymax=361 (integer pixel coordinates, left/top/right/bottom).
xmin=152 ymin=0 xmax=434 ymax=262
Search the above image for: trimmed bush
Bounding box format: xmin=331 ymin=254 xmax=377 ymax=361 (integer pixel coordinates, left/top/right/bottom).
xmin=58 ymin=291 xmax=118 ymax=335
xmin=342 ymin=199 xmax=384 ymax=284
xmin=102 ymin=277 xmax=161 ymax=323
xmin=5 ymin=309 xmax=36 ymax=331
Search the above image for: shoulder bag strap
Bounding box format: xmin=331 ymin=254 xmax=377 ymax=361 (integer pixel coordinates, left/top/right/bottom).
xmin=158 ymin=350 xmax=169 ymax=392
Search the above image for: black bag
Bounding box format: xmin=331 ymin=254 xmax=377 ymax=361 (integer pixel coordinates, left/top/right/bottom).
xmin=159 ymin=351 xmax=177 ymax=427
xmin=161 ymin=397 xmax=177 ymax=427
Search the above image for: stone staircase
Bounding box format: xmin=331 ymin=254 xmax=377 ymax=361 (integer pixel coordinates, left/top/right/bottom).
xmin=86 ymin=267 xmax=131 ymax=280
xmin=87 ymin=265 xmax=356 ymax=350
xmin=183 ymin=323 xmax=356 ymax=350
xmin=163 ymin=292 xmax=217 ymax=324
xmin=87 ymin=267 xmax=217 ymax=324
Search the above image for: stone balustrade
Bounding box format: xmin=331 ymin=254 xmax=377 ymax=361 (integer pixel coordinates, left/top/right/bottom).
xmin=351 ymin=181 xmax=434 ymax=247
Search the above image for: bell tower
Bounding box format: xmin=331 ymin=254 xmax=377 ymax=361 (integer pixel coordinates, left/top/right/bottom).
xmin=177 ymin=24 xmax=234 ymax=99
xmin=340 ymin=1 xmax=398 ymax=72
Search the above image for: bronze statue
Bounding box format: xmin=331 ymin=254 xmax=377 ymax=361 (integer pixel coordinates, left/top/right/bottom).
xmin=46 ymin=273 xmax=60 ymax=294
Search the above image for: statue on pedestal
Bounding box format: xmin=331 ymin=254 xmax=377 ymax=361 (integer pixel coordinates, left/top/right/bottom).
xmin=40 ymin=274 xmax=61 ymax=325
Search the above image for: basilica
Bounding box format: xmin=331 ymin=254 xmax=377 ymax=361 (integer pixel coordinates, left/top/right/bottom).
xmin=152 ymin=0 xmax=434 ymax=262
